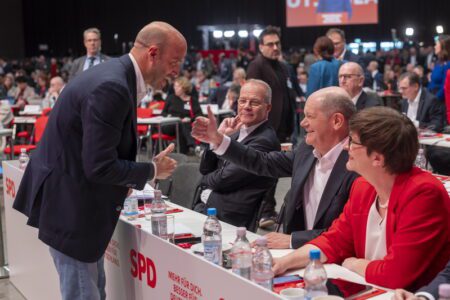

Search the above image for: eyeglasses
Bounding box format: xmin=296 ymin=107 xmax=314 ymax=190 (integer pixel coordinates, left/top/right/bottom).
xmin=263 ymin=41 xmax=281 ymax=48
xmin=348 ymin=136 xmax=364 ymax=148
xmin=338 ymin=74 xmax=362 ymax=80
xmin=237 ymin=99 xmax=265 ymax=108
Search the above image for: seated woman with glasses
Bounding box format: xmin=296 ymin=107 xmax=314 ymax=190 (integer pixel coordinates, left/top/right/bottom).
xmin=273 ymin=106 xmax=450 ymax=291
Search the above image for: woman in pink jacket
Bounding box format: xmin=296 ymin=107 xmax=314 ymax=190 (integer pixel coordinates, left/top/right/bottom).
xmin=273 ymin=107 xmax=450 ymax=291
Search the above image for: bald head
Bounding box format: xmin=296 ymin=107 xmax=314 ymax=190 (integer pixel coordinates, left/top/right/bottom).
xmin=50 ymin=76 xmax=65 ymax=94
xmin=309 ymin=87 xmax=356 ymax=121
xmin=134 ymin=21 xmax=186 ymax=52
xmin=131 ymin=21 xmax=187 ymax=89
xmin=338 ymin=62 xmax=365 ymax=97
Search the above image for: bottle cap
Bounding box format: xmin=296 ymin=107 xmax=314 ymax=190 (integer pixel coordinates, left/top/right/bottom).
xmin=207 ymin=208 xmax=217 ymax=216
xmin=418 ymin=148 xmax=424 ymax=154
xmin=439 ymin=284 xmax=450 ymax=298
xmin=255 ymin=236 xmax=267 ymax=246
xmin=309 ymin=249 xmax=321 ymax=260
xmin=21 ymin=148 xmax=26 ymax=153
xmin=236 ymin=227 xmax=246 ymax=237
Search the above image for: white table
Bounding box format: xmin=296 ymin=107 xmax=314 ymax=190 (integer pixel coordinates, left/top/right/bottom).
xmin=2 ymin=161 xmax=394 ymax=300
xmin=138 ymin=116 xmax=181 ymax=154
xmin=419 ymin=134 xmax=450 ymax=148
xmin=13 ymin=116 xmax=36 ymax=124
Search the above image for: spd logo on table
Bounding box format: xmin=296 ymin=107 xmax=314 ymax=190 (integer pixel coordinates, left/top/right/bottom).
xmin=5 ymin=177 xmax=15 ymax=198
xmin=130 ymin=249 xmax=157 ymax=288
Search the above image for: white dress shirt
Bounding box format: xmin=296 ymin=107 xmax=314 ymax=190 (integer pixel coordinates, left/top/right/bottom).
xmin=129 ymin=53 xmax=156 ymax=180
xmin=371 ymin=70 xmax=379 ymax=91
xmin=303 ymin=139 xmax=346 ymax=230
xmin=365 ymin=199 xmax=387 ymax=261
xmin=406 ymin=89 xmax=421 ymax=128
xmin=351 ymin=90 xmax=363 ymax=106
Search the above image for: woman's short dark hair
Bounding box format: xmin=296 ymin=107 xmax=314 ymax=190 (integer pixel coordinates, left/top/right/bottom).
xmin=349 ymin=106 xmax=418 ymax=174
xmin=313 ymin=36 xmax=335 ymax=61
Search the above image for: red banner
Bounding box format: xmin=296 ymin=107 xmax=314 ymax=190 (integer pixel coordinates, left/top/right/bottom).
xmin=286 ymin=0 xmax=378 ymax=27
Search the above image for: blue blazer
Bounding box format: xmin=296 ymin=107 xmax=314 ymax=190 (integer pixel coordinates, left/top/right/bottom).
xmin=317 ymin=0 xmax=352 ymax=19
xmin=418 ymin=261 xmax=450 ymax=299
xmin=306 ymin=58 xmax=341 ymax=98
xmin=14 ymin=55 xmax=153 ymax=262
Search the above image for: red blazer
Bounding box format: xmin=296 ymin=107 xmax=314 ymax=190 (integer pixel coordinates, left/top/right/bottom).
xmin=309 ymin=167 xmax=450 ymax=291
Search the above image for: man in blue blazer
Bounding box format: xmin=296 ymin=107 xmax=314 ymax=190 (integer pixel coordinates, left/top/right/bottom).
xmin=13 ymin=21 xmax=186 ymax=300
xmin=192 ymin=87 xmax=359 ymax=249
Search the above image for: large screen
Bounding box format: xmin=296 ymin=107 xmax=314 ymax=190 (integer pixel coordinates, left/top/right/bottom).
xmin=286 ymin=0 xmax=378 ymax=27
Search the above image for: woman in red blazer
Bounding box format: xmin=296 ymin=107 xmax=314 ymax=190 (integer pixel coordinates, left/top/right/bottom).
xmin=273 ymin=107 xmax=450 ymax=291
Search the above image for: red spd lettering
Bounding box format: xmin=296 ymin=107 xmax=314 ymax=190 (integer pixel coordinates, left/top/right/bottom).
xmin=5 ymin=177 xmax=15 ymax=198
xmin=130 ymin=249 xmax=157 ymax=288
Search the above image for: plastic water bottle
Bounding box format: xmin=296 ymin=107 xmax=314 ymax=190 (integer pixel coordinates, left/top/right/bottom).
xmin=304 ymin=249 xmax=328 ymax=300
xmin=251 ymin=236 xmax=274 ymax=290
xmin=439 ymin=284 xmax=450 ymax=300
xmin=18 ymin=148 xmax=29 ymax=170
xmin=415 ymin=148 xmax=427 ymax=169
xmin=230 ymin=227 xmax=252 ymax=279
xmin=123 ymin=196 xmax=138 ymax=220
xmin=202 ymin=208 xmax=222 ymax=265
xmin=151 ymin=190 xmax=167 ymax=237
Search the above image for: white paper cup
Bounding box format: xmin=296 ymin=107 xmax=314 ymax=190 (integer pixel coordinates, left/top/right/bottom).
xmin=280 ymin=288 xmax=306 ymax=300
xmin=281 ymin=143 xmax=293 ymax=152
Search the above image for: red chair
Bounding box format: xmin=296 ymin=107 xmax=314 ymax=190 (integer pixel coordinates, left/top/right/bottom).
xmin=4 ymin=115 xmax=49 ymax=156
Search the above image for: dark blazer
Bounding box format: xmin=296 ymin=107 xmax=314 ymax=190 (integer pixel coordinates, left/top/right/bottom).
xmin=364 ymin=70 xmax=385 ymax=90
xmin=418 ymin=261 xmax=450 ymax=299
xmin=200 ymin=121 xmax=280 ymax=228
xmin=207 ymin=86 xmax=228 ymax=108
xmin=355 ymin=90 xmax=381 ymax=111
xmin=401 ymin=88 xmax=446 ymax=132
xmin=306 ymin=58 xmax=341 ymax=97
xmin=220 ymin=141 xmax=359 ymax=248
xmin=14 ymin=55 xmax=153 ymax=263
xmin=343 ymin=50 xmax=360 ymax=64
xmin=162 ymin=94 xmax=202 ymax=121
xmin=69 ymin=53 xmax=110 ymax=81
xmin=247 ymin=54 xmax=295 ymax=135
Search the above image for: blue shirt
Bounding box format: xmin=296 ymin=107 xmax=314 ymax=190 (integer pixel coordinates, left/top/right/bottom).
xmin=317 ymin=0 xmax=352 ymax=19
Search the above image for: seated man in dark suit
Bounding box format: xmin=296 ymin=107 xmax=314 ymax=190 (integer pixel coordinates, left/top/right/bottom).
xmin=193 ymin=87 xmax=359 ymax=249
xmin=198 ymin=79 xmax=280 ymax=229
xmin=364 ymin=60 xmax=385 ymax=91
xmin=399 ymin=72 xmax=446 ymax=132
xmin=394 ymin=260 xmax=450 ymax=300
xmin=339 ymin=62 xmax=381 ymax=110
xmin=208 ymin=67 xmax=246 ymax=110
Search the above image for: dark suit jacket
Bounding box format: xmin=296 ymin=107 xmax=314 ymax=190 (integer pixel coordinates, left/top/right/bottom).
xmin=200 ymin=121 xmax=280 ymax=228
xmin=364 ymin=70 xmax=385 ymax=90
xmin=162 ymin=94 xmax=202 ymax=121
xmin=247 ymin=54 xmax=295 ymax=135
xmin=14 ymin=55 xmax=153 ymax=262
xmin=207 ymin=86 xmax=228 ymax=108
xmin=401 ymin=88 xmax=446 ymax=132
xmin=418 ymin=261 xmax=450 ymax=299
xmin=221 ymin=141 xmax=359 ymax=248
xmin=355 ymin=90 xmax=381 ymax=111
xmin=69 ymin=53 xmax=110 ymax=81
xmin=343 ymin=50 xmax=361 ymax=64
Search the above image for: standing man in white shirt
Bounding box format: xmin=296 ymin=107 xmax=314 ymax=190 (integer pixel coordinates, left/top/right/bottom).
xmin=398 ymin=72 xmax=445 ymax=132
xmin=192 ymin=87 xmax=359 ymax=249
xmin=69 ymin=27 xmax=110 ymax=81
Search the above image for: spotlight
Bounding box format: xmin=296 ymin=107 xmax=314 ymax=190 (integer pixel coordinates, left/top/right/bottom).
xmin=213 ymin=30 xmax=223 ymax=39
xmin=224 ymin=30 xmax=235 ymax=38
xmin=405 ymin=27 xmax=414 ymax=37
xmin=238 ymin=30 xmax=248 ymax=38
xmin=252 ymin=29 xmax=263 ymax=37
xmin=436 ymin=25 xmax=444 ymax=34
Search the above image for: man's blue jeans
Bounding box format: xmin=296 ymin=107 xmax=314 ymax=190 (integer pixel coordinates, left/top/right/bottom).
xmin=49 ymin=247 xmax=106 ymax=300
